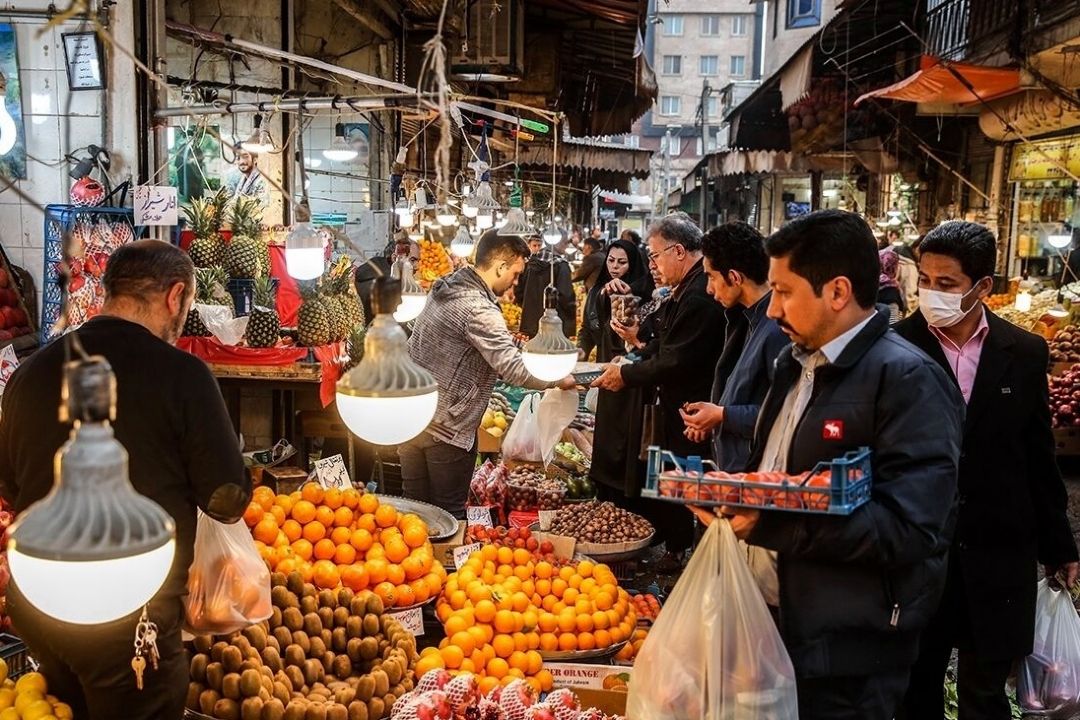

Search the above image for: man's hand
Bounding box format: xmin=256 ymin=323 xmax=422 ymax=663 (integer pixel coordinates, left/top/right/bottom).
xmin=687 ymin=504 xmax=721 ymax=526
xmin=603 ymin=278 xmax=632 ymax=296
xmin=719 ymin=505 xmax=760 ymax=540
xmin=1047 ymin=561 xmax=1080 ymax=590
xmin=554 ymin=375 xmax=579 ymax=391
xmin=591 ymin=364 xmax=626 ymax=392
xmin=679 ymin=402 xmax=724 ymax=432
xmin=684 ymin=427 xmax=708 ymax=444
xmin=610 ymin=319 xmax=641 ymax=347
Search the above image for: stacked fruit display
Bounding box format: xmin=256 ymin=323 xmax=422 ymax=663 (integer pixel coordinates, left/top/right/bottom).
xmin=417 ymin=240 xmax=453 ymax=285
xmin=1050 ymin=367 xmax=1080 ymax=428
xmin=460 ymin=526 xmax=568 ymax=568
xmin=186 ymin=573 xmax=417 ymax=720
xmin=0 ymin=668 xmax=73 ymax=719
xmin=0 ymin=266 xmax=29 ymax=341
xmin=183 ymin=266 xmax=233 ymax=338
xmin=0 ymin=498 xmax=12 ymax=634
xmin=422 ymin=547 xmax=637 ymax=695
xmin=1050 ymin=325 xmax=1080 ymax=364
xmin=225 ymin=197 xmax=270 ymax=279
xmin=183 ymin=189 xmax=232 ymax=269
xmin=546 ymin=503 xmax=653 ymax=545
xmin=64 ymin=215 xmax=136 ymax=329
xmin=244 ymin=485 xmax=447 ymax=609
xmin=629 ymin=593 xmax=660 ymax=622
xmin=244 ymin=274 xmax=282 ymax=348
xmin=500 ymin=301 xmax=522 ymax=331
xmin=505 ymin=467 xmax=565 ymax=511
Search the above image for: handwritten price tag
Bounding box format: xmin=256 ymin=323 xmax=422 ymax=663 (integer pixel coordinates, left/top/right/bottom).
xmin=538 ymin=510 xmax=558 ymax=531
xmin=390 ymin=606 xmax=424 ymax=636
xmin=314 ymin=454 xmax=351 ymax=490
xmin=466 ymin=506 xmax=493 ymax=527
xmin=134 ymin=185 xmax=178 ymax=226
xmin=453 ymin=543 xmax=482 ymax=570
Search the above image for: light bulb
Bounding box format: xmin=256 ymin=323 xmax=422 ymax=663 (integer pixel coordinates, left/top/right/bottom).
xmin=1014 ymin=291 xmax=1032 ymax=312
xmin=1049 ymin=234 xmax=1072 ymax=249
xmin=436 ymin=206 xmax=457 ymax=226
xmin=521 ymin=301 xmax=578 ymax=382
xmin=394 ymin=198 xmax=412 ymax=218
xmin=241 ymin=115 xmax=275 ymax=154
xmin=462 ymin=204 xmax=479 ymax=219
xmin=477 ymin=213 xmax=494 ymax=230
xmin=284 ymin=223 xmax=326 ymax=280
xmin=450 ymin=226 xmax=475 ymax=258
xmin=399 ymin=211 xmax=416 ymax=229
xmin=542 ymin=222 xmax=562 ymax=245
xmin=0 ymin=73 xmax=18 ymax=156
xmin=391 ymin=258 xmax=428 ymax=323
xmin=323 ymin=123 xmax=358 ymax=162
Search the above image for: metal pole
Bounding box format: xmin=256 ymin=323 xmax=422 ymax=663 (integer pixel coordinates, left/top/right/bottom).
xmin=661 ymin=126 xmax=672 ymax=217
xmin=700 ymin=80 xmax=710 ymax=228
xmin=153 ymin=94 xmax=434 ymax=118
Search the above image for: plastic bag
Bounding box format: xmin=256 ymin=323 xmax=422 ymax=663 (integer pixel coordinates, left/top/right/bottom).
xmin=536 ymin=389 xmax=579 ymax=466
xmin=504 ymin=390 xmax=578 ymax=465
xmin=185 ymin=511 xmax=273 ymax=635
xmin=197 ymin=303 xmax=249 ymax=346
xmin=1018 ymin=579 xmax=1080 ymax=717
xmin=627 ymin=519 xmax=798 ymax=720
xmin=503 ymin=393 xmax=542 ymax=462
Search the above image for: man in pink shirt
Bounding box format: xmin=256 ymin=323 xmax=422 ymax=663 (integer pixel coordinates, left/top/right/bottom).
xmin=895 ymin=221 xmax=1079 ymax=720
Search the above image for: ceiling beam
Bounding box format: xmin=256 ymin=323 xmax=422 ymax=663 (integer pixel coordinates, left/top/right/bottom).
xmin=332 ymin=0 xmax=394 ymax=40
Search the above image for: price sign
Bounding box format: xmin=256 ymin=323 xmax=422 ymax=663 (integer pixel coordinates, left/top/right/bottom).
xmin=538 ymin=510 xmax=558 ymax=532
xmin=466 ymin=506 xmax=493 ymax=527
xmin=134 ymin=185 xmax=178 ymax=226
xmin=314 ymin=454 xmax=351 ymax=490
xmin=452 ymin=543 xmax=482 ymax=570
xmin=391 ymin=606 xmax=424 ymax=636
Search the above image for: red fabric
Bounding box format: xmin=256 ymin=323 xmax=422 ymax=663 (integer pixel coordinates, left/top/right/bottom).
xmin=314 ymin=342 xmax=347 ymax=408
xmin=269 ymin=245 xmax=301 ymax=327
xmin=855 ymin=55 xmax=1021 ymax=107
xmin=508 ymin=510 xmax=539 ymax=529
xmin=177 ymin=336 xmax=308 ymax=366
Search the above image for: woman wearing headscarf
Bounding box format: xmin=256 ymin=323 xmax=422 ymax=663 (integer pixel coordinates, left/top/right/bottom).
xmin=879 ymin=247 xmax=907 ymax=324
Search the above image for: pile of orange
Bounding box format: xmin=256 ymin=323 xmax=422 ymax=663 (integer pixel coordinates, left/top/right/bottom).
xmin=244 ymin=483 xmax=447 ymax=609
xmin=413 ymin=545 xmax=637 ymax=695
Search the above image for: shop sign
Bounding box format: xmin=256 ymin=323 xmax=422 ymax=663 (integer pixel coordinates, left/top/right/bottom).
xmin=466 ymin=505 xmax=494 ymax=527
xmin=134 ymin=185 xmax=178 ymax=226
xmin=1008 ymin=135 xmax=1080 ymax=181
xmin=313 ymin=454 xmax=350 ymax=489
xmin=389 ymin=606 xmax=424 ymax=636
xmin=452 ymin=543 xmax=482 ymax=569
xmin=544 ymin=662 xmax=631 ymax=689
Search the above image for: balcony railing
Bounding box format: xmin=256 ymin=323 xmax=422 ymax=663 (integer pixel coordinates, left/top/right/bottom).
xmin=924 ymin=0 xmax=1016 ymax=60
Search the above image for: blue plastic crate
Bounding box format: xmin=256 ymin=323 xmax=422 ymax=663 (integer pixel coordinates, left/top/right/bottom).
xmin=41 ymin=204 xmax=138 ymax=344
xmin=643 ymin=446 xmax=872 ymax=516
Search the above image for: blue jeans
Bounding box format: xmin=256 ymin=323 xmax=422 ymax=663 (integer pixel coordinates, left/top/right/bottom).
xmin=397 ymin=432 xmax=476 ymax=519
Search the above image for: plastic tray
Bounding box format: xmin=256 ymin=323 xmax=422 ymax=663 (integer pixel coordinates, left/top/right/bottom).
xmin=539 ymin=639 xmax=626 ymax=662
xmin=643 ymin=446 xmax=872 ymax=516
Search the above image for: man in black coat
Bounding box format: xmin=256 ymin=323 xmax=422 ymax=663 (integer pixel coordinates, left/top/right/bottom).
xmin=514 ymin=236 xmax=576 ymax=339
xmin=895 ymin=222 xmax=1079 ymax=720
xmin=702 ymin=210 xmax=965 ymax=720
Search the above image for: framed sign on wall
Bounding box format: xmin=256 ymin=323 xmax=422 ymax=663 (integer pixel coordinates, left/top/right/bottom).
xmin=62 ymin=32 xmax=105 ymax=90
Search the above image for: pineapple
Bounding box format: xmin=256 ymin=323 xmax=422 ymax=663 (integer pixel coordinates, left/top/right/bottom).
xmin=183 ymin=266 xmax=232 ymax=337
xmin=244 ymin=274 xmax=280 ymax=348
xmin=329 ymin=256 xmax=365 ymax=331
xmin=297 ymin=282 xmax=331 ymax=347
xmin=225 ymin=196 xmax=267 ymax=278
xmin=343 ymin=325 xmax=366 ymax=372
xmin=323 ymin=291 xmax=348 ymax=342
xmin=183 ymin=189 xmax=230 ymax=268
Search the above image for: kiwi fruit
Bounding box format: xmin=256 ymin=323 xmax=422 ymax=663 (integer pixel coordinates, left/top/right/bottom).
xmin=212 ymin=642 xmax=230 ymax=663
xmin=304 ymin=613 xmax=324 ymax=637
xmin=359 ymin=638 xmax=378 ymax=662
xmin=332 ymin=655 xmax=353 ymax=679
xmin=332 ymin=628 xmax=349 ymax=654
xmin=332 ymin=607 xmax=349 ymax=629
xmin=327 ymin=705 xmax=349 ymax=720
xmin=310 ymin=636 xmax=328 ymax=659
xmin=345 ymin=617 xmax=362 ymax=640
xmin=321 ymin=629 xmax=334 ymax=649
xmin=186 ymin=682 xmax=203 ymax=711
xmin=303 ymin=583 xmax=318 ymax=598
xmin=307 ymin=704 xmax=329 ymax=720
xmin=318 ymin=589 xmax=338 ymax=609
xmin=367 ymin=697 xmax=384 ymax=720
xmin=275 ymin=627 xmax=295 ymax=650
xmin=287 ymin=572 xmax=305 ymax=595
xmin=233 ymin=636 xmax=253 ymax=654
xmin=193 ymin=635 xmax=213 ymax=654
xmin=348 ymin=700 xmax=368 ymax=720
xmin=284 ymin=700 xmax=308 ymax=720
xmin=285 ymin=665 xmax=306 ymax=691
xmin=239 ymin=669 xmax=262 ymax=698
xmin=318 ymin=607 xmax=335 ymax=630
xmin=335 ymin=687 xmax=356 ymax=706
xmin=206 ymin=662 xmax=225 ymax=692
xmin=370 ymin=669 xmax=389 ymax=698
xmin=222 ymin=672 xmax=242 ymax=701
xmin=304 ymin=659 xmax=324 ymax=686
xmin=346 ymin=639 xmax=363 ymax=664
xmin=285 ymin=645 xmax=306 ymax=668
xmin=365 ymin=595 xmax=384 ymax=616
xmin=355 ymin=675 xmax=375 ymax=703
xmin=271 ymin=571 xmax=287 ymax=587
xmin=292 ymin=631 xmax=312 ymax=655
xmin=383 ymin=660 xmax=402 ymax=686
xmin=274 ymin=681 xmax=292 ymax=705
xmin=264 ymin=698 xmax=287 ymax=720
xmin=283 ymin=608 xmax=304 ymax=632
xmin=321 ymin=651 xmax=336 ymax=675
xmin=200 ymin=689 xmax=222 ymax=715
xmin=244 ymin=625 xmax=269 ymax=652
xmin=361 ymin=615 xmax=380 ymax=638
xmin=191 ymin=654 xmax=209 ymax=684
xmin=302 ymin=596 xmax=319 ymax=616
xmin=337 ymin=588 xmax=354 ymax=608
xmin=214 ymin=698 xmax=241 ymax=720
xmin=350 ymin=597 xmax=367 ymax=617
xmin=262 ymin=646 xmax=284 ymax=673
xmin=271 ymin=586 xmax=291 ymax=609
xmin=241 ymin=696 xmax=264 ymax=720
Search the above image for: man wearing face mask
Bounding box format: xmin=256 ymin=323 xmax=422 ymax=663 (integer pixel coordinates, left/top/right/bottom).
xmin=895 ymin=221 xmax=1079 ymax=720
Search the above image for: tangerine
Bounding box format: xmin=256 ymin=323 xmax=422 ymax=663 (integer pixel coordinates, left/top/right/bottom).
xmin=312 ymin=560 xmax=340 ymax=589
xmin=594 ymin=629 xmax=612 ymax=648
xmin=357 ymin=513 xmax=378 ymax=533
xmin=375 ymin=504 xmax=399 ymax=528
xmin=243 ymin=502 xmax=265 ymax=527
xmin=539 ymin=632 xmax=558 ymax=651
xmin=386 ymin=563 xmax=406 ymax=586
xmin=253 ymin=486 xmax=275 ymax=511
xmin=474 ymin=599 xmax=497 ymax=623
xmin=281 ymin=519 xmax=303 ymax=542
xmin=291 ymin=539 xmax=314 ymax=561
xmin=341 ymin=488 xmax=360 ymax=509
xmin=396 ymin=584 xmax=416 ymax=606
xmin=366 ymin=558 xmax=389 ymax=584
xmin=536 ymin=669 xmax=554 ymax=692
xmin=291 ymin=500 xmax=317 ymax=524
xmin=414 ymin=653 xmax=446 ymax=678
xmin=330 ymin=526 xmax=353 ymax=546
xmin=512 ymin=548 xmax=532 ymax=566
xmin=313 ymin=538 xmax=336 ymax=561
xmin=487 ymin=658 xmax=509 ymax=679
xmin=315 ymin=506 xmax=335 ymax=528
xmin=493 ymin=610 xmax=516 ymax=634
xmin=508 ymin=651 xmax=528 ymax=672
xmin=253 ymin=518 xmax=278 ymax=545
xmin=301 ymin=483 xmax=324 ymax=505
xmin=449 ymin=631 xmax=476 ymax=656
xmin=358 ymin=493 xmax=379 ymax=514
xmin=350 ymin=529 xmax=374 ymax=552
xmin=577 ymin=632 xmax=596 ymax=651
xmin=323 ymin=487 xmax=343 ymax=510
xmin=274 ymin=494 xmax=294 ymax=516
xmin=334 ymin=544 xmax=357 ymax=565
xmin=384 ymin=538 xmax=409 ymax=564
xmin=403 ymin=524 xmax=427 ymax=549
xmin=373 ymin=581 xmax=397 ymax=607
xmin=558 ymin=633 xmax=578 ymax=652
xmin=410 ymin=579 xmax=431 ymax=604
xmin=303 ymin=521 xmax=327 ymax=544
xmin=341 ymin=563 xmax=369 ymax=592
xmin=333 ymin=507 xmax=354 ymax=528
xmin=440 ymin=645 xmax=464 ymax=669
xmin=491 ymin=635 xmax=514 ymax=659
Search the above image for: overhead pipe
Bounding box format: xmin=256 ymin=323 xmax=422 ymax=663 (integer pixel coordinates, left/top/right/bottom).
xmin=153 ymin=93 xmax=437 ymax=119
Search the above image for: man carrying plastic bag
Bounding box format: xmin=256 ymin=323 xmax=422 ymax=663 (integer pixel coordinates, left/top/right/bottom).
xmin=628 ymin=518 xmax=798 ymax=720
xmin=700 ymin=211 xmax=964 ymax=719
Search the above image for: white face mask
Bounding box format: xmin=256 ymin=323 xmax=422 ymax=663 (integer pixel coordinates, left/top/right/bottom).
xmin=919 ymin=282 xmax=984 ymax=328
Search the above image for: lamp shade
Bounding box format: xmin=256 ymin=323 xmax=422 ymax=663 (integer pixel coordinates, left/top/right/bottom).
xmin=436 ymin=206 xmax=457 ymax=227
xmin=450 ymin=225 xmax=475 ymax=258
xmin=323 ymin=124 xmax=358 ymax=162
xmin=542 ymin=222 xmax=563 ymax=245
xmin=498 ymin=207 xmax=533 ymax=237
xmin=241 ymin=115 xmax=274 ymax=154
xmin=284 ymin=223 xmax=326 ymax=280
xmin=8 ymin=359 xmax=176 ymax=624
xmin=391 ymin=258 xmax=428 ymax=323
xmin=336 ymin=278 xmax=439 ymax=445
xmin=521 ymin=308 xmax=577 ymax=382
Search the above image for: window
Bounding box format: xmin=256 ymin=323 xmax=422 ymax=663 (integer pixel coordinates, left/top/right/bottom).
xmin=661 ymin=55 xmax=682 ymax=75
xmin=663 ymin=134 xmax=682 ymax=155
xmin=706 ymin=96 xmax=720 ymax=118
xmin=700 ymin=15 xmax=721 ymax=36
xmin=622 ymin=134 xmax=640 ymax=148
xmin=732 ymin=15 xmax=748 ymax=36
xmin=787 ymin=0 xmax=821 ymax=29
xmin=699 ymin=55 xmax=719 ymax=76
xmin=695 ymin=138 xmax=703 ymax=156
xmin=661 ymin=14 xmax=683 ymax=36
xmin=695 ymin=134 xmax=718 ymax=156
xmin=730 ymin=55 xmax=746 ymax=77
xmin=667 ymin=176 xmax=681 ymax=191
xmin=660 ymin=96 xmax=681 ymax=116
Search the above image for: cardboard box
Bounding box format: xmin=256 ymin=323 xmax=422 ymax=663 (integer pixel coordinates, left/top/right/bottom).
xmin=430 ymin=521 xmax=466 ymax=568
xmin=573 ymin=688 xmax=627 ymax=716
xmin=477 ymin=428 xmax=503 ymax=454
xmin=1055 ymin=427 xmax=1080 ymax=456
xmin=546 ymin=662 xmax=631 ymax=690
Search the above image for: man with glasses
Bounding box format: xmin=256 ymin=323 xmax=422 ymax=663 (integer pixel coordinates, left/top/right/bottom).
xmin=592 ymin=212 xmax=725 ymax=566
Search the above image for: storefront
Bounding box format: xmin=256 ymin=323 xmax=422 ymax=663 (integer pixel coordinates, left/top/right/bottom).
xmin=1006 ymin=135 xmax=1080 ymax=279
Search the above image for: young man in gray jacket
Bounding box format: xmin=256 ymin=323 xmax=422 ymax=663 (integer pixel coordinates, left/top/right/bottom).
xmin=402 ymin=230 xmax=577 ymax=518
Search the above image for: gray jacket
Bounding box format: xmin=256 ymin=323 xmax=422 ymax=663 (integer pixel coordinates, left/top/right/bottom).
xmin=408 ymin=266 xmax=549 ymax=449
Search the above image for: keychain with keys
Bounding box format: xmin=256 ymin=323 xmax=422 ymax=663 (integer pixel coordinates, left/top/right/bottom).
xmin=131 ymin=606 xmax=159 ymax=690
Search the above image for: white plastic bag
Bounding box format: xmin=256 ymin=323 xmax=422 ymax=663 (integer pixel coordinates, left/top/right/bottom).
xmin=198 ymin=303 xmax=248 ymax=346
xmin=1018 ymin=579 xmax=1080 ymax=717
xmin=184 ymin=511 xmax=272 ymax=635
xmin=627 ymin=519 xmax=798 ymax=720
xmin=502 ymin=389 xmax=578 ymax=465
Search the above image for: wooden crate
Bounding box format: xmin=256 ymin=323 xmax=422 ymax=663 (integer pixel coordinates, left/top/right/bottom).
xmin=208 ymin=362 xmax=322 ymax=382
xmin=1054 ymin=427 xmax=1080 ymax=456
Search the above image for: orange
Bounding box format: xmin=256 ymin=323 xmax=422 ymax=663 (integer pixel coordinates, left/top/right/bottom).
xmin=449 ymin=590 xmax=468 ymax=611
xmin=274 ymin=493 xmax=295 ymax=516
xmin=467 ymin=626 xmax=488 ymax=650
xmin=333 ymin=507 xmax=354 ymax=528
xmin=350 ymin=529 xmax=373 ymax=552
xmin=449 ymin=631 xmax=476 ymax=656
xmin=414 ymin=652 xmax=446 ymax=679
xmin=525 ymin=650 xmax=543 ymax=675
xmin=373 ymin=581 xmax=397 ymax=607
xmin=563 ymin=588 xmax=579 ymax=606
xmin=551 ymin=578 xmax=568 ymax=598
xmin=357 ymin=513 xmax=377 ymax=533
xmin=334 ymin=544 xmax=357 ymax=565
xmin=535 ymin=561 xmax=554 ymax=579
xmin=276 ymin=557 xmax=299 ymax=575
xmin=281 ymin=519 xmax=303 ymax=542
xmin=539 ymin=633 xmax=558 ymax=651
xmin=491 ymin=635 xmax=514 ymax=659
xmin=423 ymin=572 xmax=443 ymax=596
xmin=301 ymin=483 xmax=324 ymax=505
xmin=440 ymin=645 xmax=464 ymax=669
xmin=576 ymin=614 xmax=594 ymax=633
xmin=384 ymin=537 xmax=409 ymax=564
xmin=577 ymin=632 xmax=596 ymax=651
xmin=512 ymin=548 xmax=532 ymax=566
xmin=512 ymin=632 xmax=529 ymax=652
xmin=594 ymin=629 xmax=612 ymax=648
xmin=291 ymin=539 xmax=314 ymax=561
xmin=478 ymin=676 xmax=500 ymax=696
xmin=527 ymin=632 xmax=541 ymax=650
xmin=538 ymin=613 xmax=557 ymax=633
xmin=493 ymin=610 xmax=516 ymax=634
xmin=592 ymin=611 xmax=610 ymax=630
xmin=386 ymin=563 xmax=406 ymax=586
xmin=536 ymin=669 xmax=554 ymax=692
xmin=253 ymin=517 xmax=278 ymax=545
xmin=481 ymin=545 xmax=499 ymax=563
xmin=341 ymin=563 xmax=369 ymax=592
xmin=298 ymin=561 xmax=314 ymax=583
xmin=508 ymin=651 xmax=528 ymax=672
xmin=496 ymin=547 xmax=514 ymax=566
xmin=243 ymin=502 xmax=265 ymax=528
xmin=486 ymin=658 xmax=509 ymax=680
xmin=444 ymin=614 xmax=471 ymax=636
xmin=342 ymin=488 xmax=360 ymax=509
xmin=366 ymin=558 xmax=389 ymax=584
xmin=375 ymin=504 xmax=399 ymax=528
xmin=594 ymin=592 xmax=614 ymax=611
xmin=557 ymin=609 xmax=577 ymax=633
xmin=323 ymin=487 xmax=343 ymax=510
xmin=403 ymin=524 xmax=428 ymax=549
xmin=302 ymin=520 xmax=326 ymax=544
xmin=291 ymin=500 xmax=317 ymax=524
xmin=396 ymin=583 xmax=416 ymax=606
xmin=410 ymin=578 xmax=431 ymax=604
xmin=312 ymin=560 xmax=340 ymax=589
xmin=358 ymin=493 xmax=379 ymax=514
xmin=559 ymin=565 xmax=575 ymax=581
xmin=379 ymin=527 xmax=402 ymax=546
xmin=474 ymin=600 xmax=497 ymax=624
xmin=511 ymin=592 xmax=530 ymax=613
xmin=328 ymin=526 xmax=350 ymax=546
xmin=558 ymin=633 xmax=578 ymax=651
xmin=312 ymin=538 xmax=335 ymax=561
xmin=522 ymin=609 xmax=539 ymax=631
xmin=253 ymin=486 xmax=275 ymax=511
xmin=577 ymin=560 xmax=594 ymax=578
xmin=468 ymin=582 xmax=492 ymax=603
xmin=535 ymin=579 xmax=552 ymax=596
xmin=315 ymin=506 xmax=335 ymax=528
xmin=402 ymin=555 xmax=425 ymax=582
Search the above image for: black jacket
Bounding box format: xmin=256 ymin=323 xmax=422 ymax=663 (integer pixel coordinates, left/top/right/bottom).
xmin=746 ymin=308 xmax=964 ymax=678
xmin=515 ymin=253 xmax=576 ymax=338
xmin=620 ymin=259 xmax=726 ymax=457
xmin=895 ymin=309 xmax=1078 ymax=658
xmin=572 ymin=251 xmax=604 ymax=291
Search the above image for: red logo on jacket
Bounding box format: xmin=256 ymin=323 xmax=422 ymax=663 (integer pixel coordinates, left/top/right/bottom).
xmin=823 ymin=420 xmax=844 ymax=440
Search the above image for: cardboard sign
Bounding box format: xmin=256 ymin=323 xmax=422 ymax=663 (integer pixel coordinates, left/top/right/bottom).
xmin=134 ymin=185 xmax=178 ymax=226
xmin=390 ymin=606 xmax=424 ymax=636
xmin=538 ymin=509 xmax=558 ymax=531
xmin=452 ymin=543 xmax=482 ymax=570
xmin=466 ymin=505 xmax=493 ymax=527
xmin=0 ymin=345 xmax=18 ymax=399
xmin=314 ymin=454 xmax=350 ymax=490
xmin=545 ymin=662 xmax=632 ymax=690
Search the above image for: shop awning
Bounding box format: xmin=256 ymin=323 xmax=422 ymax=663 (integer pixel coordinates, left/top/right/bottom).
xmin=597 ymin=189 xmax=652 ymax=206
xmin=517 ymin=139 xmax=653 ymax=180
xmin=854 ymin=56 xmax=1021 ymax=107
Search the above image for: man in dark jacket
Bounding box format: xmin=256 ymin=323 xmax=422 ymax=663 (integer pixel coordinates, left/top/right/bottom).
xmin=895 ymin=222 xmax=1079 ymax=720
xmin=593 ymin=212 xmax=726 ymax=559
xmin=515 ymin=236 xmax=576 ymax=338
xmin=710 ymin=210 xmax=964 ymax=720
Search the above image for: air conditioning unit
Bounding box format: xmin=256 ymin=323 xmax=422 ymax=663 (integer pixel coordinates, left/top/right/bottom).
xmin=452 ymin=0 xmax=524 ymax=82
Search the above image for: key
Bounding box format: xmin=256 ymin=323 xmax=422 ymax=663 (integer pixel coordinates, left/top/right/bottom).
xmin=144 ymin=627 xmax=159 ymax=671
xmin=131 ymin=654 xmax=146 ymax=690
